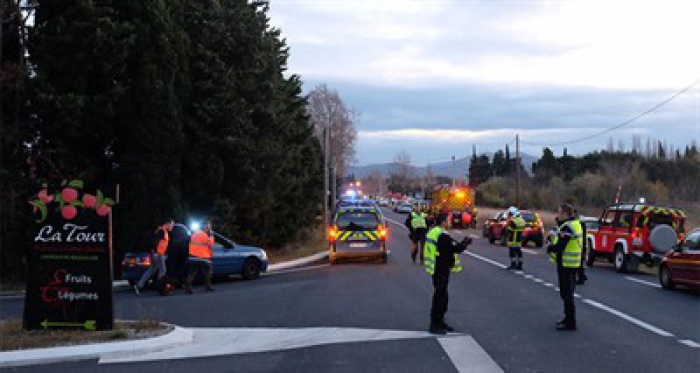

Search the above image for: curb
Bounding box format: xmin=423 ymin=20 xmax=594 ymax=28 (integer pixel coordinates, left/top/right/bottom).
xmin=0 ymin=324 xmax=194 ymax=368
xmin=267 ymin=251 xmax=329 ymax=272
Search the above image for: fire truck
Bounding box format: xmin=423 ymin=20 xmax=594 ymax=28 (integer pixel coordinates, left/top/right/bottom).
xmin=587 ymin=203 xmax=686 ymax=273
xmin=429 ymin=186 xmax=476 ymax=228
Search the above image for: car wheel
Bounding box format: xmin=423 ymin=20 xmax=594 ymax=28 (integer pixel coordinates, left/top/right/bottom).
xmin=128 ymin=279 xmax=137 ymax=288
xmin=242 ymin=258 xmax=261 ymax=280
xmin=659 ymin=264 xmax=675 ymax=290
xmin=535 ymin=239 xmax=543 ymax=248
xmin=614 ymin=246 xmax=629 ymax=273
xmin=586 ymin=247 xmax=596 ymax=267
xmin=489 ymin=233 xmax=495 ymax=244
xmin=380 ymin=253 xmax=388 ymax=264
xmin=330 ymin=253 xmax=337 ymax=265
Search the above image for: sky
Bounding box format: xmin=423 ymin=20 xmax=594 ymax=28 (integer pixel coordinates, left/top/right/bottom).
xmin=268 ymin=0 xmax=700 ymax=165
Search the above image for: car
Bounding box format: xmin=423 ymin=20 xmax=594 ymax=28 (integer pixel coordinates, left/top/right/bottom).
xmin=659 ymin=228 xmax=700 ymax=290
xmin=121 ymin=223 xmax=269 ymax=287
xmin=483 ymin=210 xmax=544 ymax=247
xmin=328 ymin=206 xmax=388 ymax=264
xmin=588 ymin=203 xmax=686 ymax=273
xmin=377 ymin=198 xmax=389 ymax=207
xmin=394 ymin=203 xmax=413 ymax=214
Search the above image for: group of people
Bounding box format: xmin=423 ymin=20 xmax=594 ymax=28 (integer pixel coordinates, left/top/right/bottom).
xmin=132 ymin=219 xmax=217 ymax=295
xmin=404 ymin=203 xmax=586 ymax=334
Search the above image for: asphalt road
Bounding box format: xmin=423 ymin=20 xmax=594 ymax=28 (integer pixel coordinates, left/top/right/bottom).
xmin=1 ymin=207 xmax=698 ymax=372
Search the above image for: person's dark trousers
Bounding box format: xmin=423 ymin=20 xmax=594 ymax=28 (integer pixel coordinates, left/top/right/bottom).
xmin=415 ymin=228 xmax=427 ymax=262
xmin=557 ymin=267 xmax=578 ymax=324
xmin=508 ymin=247 xmax=523 ymax=269
xmin=577 ymin=248 xmax=588 ymax=283
xmin=431 ymin=270 xmax=450 ymax=326
xmin=184 ymin=258 xmax=213 ymax=292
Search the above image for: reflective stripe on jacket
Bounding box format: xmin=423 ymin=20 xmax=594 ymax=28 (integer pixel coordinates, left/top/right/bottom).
xmin=189 ymin=230 xmax=214 ymax=259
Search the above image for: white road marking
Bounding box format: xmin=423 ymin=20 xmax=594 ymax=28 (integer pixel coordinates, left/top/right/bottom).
xmin=533 ymin=278 xmax=544 ymax=283
xmin=543 ymin=282 xmax=554 ymax=288
xmin=625 ymin=276 xmax=661 ymax=289
xmin=678 ymin=339 xmax=700 ymax=348
xmin=100 ymin=327 xmax=436 ymax=364
xmin=524 ymin=274 xmax=534 ymax=279
xmin=464 ymin=251 xmax=508 ymax=269
xmin=522 ymin=249 xmax=539 ymax=255
xmin=263 ymin=264 xmax=330 ymax=276
xmin=583 ymin=299 xmax=675 ymax=337
xmin=574 ymin=293 xmax=582 ymax=299
xmin=438 ymin=336 xmax=504 ymax=373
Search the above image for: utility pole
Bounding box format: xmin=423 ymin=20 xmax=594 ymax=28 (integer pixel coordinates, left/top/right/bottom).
xmin=451 ymin=156 xmax=456 ymax=187
xmin=323 ymin=125 xmax=330 ymax=233
xmin=516 ymin=134 xmax=520 ymax=207
xmin=330 ymin=163 xmax=337 ymax=216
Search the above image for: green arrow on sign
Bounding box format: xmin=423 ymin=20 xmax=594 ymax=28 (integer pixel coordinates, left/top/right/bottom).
xmin=41 ymin=319 xmax=97 ymax=331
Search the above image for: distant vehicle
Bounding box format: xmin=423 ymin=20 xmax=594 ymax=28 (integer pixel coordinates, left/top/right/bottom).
xmin=122 ymin=224 xmax=268 ymax=287
xmin=394 ymin=203 xmax=413 ymax=214
xmin=659 ymin=228 xmax=700 ymax=290
xmin=429 ymin=186 xmax=476 ymax=228
xmin=329 ymin=206 xmax=388 ymax=264
xmin=377 ymin=198 xmax=390 ymax=207
xmin=588 ymin=203 xmax=686 ymax=272
xmin=483 ymin=210 xmax=544 ymax=247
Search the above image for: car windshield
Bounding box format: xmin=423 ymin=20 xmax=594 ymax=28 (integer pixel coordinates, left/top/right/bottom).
xmin=336 ymin=212 xmax=380 ymax=230
xmin=521 ymin=213 xmax=536 ymax=222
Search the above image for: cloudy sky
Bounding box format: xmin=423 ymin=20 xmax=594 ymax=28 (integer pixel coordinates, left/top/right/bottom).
xmin=269 ymin=0 xmax=700 ymax=165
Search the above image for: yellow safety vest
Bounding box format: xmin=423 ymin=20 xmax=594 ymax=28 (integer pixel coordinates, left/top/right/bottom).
xmin=549 ymin=219 xmax=583 ymax=268
xmin=424 ymin=227 xmax=462 ymax=275
xmin=506 ymin=216 xmax=526 ymax=247
xmin=411 ymin=212 xmax=427 ymax=230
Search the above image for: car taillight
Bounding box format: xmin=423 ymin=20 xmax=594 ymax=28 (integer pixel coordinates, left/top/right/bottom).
xmin=328 ymin=226 xmax=339 ymax=242
xmin=377 ymin=225 xmax=388 ymax=240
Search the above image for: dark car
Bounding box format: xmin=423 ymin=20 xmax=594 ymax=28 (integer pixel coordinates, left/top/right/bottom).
xmin=122 ymin=223 xmax=268 ymax=288
xmin=659 ymin=228 xmax=700 ymax=290
xmin=329 ymin=207 xmax=388 ymax=264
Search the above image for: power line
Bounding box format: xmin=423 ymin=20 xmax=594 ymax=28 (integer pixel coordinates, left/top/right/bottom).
xmin=520 ymin=78 xmax=700 ymax=147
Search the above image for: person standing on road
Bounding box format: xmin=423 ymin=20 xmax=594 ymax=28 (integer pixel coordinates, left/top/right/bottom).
xmin=134 ymin=219 xmax=173 ymax=294
xmin=424 ymin=213 xmax=473 ymax=335
xmin=574 ymin=209 xmax=588 ymax=285
xmin=505 ymin=207 xmax=526 ymax=270
xmin=406 ymin=208 xmax=428 ymax=263
xmin=547 ymin=204 xmax=583 ymax=331
xmin=185 ymin=221 xmax=216 ymax=294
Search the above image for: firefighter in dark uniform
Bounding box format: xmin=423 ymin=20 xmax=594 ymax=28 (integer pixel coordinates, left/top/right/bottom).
xmin=505 ymin=207 xmax=526 ymax=270
xmin=406 ymin=207 xmax=428 ymax=263
xmin=547 ymin=203 xmax=583 ymax=331
xmin=424 ymin=213 xmax=472 ymax=335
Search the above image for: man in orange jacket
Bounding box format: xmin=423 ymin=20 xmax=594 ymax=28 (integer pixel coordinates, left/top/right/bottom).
xmin=135 ymin=219 xmax=173 ymax=294
xmin=184 ymin=221 xmax=215 ymax=294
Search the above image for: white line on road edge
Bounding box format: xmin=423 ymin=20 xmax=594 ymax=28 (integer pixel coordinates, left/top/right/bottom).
xmin=678 ymin=340 xmax=700 ymax=348
xmin=464 ymin=251 xmax=508 ymax=269
xmin=438 ymin=336 xmax=504 ymax=373
xmin=582 ymin=299 xmax=675 ymax=337
xmin=624 ymin=276 xmax=661 ymax=289
xmin=263 ymin=264 xmax=330 ymax=276
xmin=522 ymin=249 xmax=539 ymax=255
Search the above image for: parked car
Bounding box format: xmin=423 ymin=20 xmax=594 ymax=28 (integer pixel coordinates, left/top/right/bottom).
xmin=122 ymin=223 xmax=268 ymax=287
xmin=328 ymin=206 xmax=388 ymax=264
xmin=588 ymin=203 xmax=686 ymax=273
xmin=483 ymin=210 xmax=544 ymax=247
xmin=659 ymin=228 xmax=700 ymax=290
xmin=394 ymin=203 xmax=413 ymax=214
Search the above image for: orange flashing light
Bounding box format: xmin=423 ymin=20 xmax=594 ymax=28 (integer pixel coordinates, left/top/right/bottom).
xmin=378 ymin=225 xmax=388 ymax=240
xmin=328 ymin=226 xmax=339 ymax=242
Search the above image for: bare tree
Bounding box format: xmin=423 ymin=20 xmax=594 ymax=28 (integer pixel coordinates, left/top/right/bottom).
xmin=307 ymin=84 xmax=358 ymax=178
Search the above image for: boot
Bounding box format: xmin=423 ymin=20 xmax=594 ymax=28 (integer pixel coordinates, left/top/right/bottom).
xmin=429 ymin=323 xmax=447 ymax=335
xmin=516 ymin=262 xmax=523 ymax=270
xmin=440 ymin=321 xmax=455 ymax=332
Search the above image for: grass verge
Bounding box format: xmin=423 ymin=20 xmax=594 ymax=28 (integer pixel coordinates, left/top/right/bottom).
xmin=0 ymin=319 xmax=170 ymax=352
xmin=267 ymin=224 xmax=327 ymax=264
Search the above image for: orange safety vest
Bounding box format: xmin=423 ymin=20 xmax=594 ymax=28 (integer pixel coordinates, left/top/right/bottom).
xmin=156 ymin=228 xmax=170 ymax=255
xmin=189 ymin=230 xmax=214 ymax=259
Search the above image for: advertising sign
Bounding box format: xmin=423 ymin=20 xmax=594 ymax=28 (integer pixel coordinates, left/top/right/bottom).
xmin=23 ymin=180 xmax=115 ymax=330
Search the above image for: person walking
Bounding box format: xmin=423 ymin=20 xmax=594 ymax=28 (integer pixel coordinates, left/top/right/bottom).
xmin=406 ymin=207 xmax=428 ymax=263
xmin=505 ymin=207 xmax=526 ymax=270
xmin=424 ymin=213 xmax=473 ymax=335
xmin=134 ymin=219 xmax=173 ymax=294
xmin=184 ymin=221 xmax=216 ymax=294
xmin=547 ymin=203 xmax=583 ymax=331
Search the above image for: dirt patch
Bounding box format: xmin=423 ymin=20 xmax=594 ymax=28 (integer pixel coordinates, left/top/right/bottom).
xmin=267 ymin=224 xmax=327 ymax=264
xmin=0 ymin=319 xmax=170 ymax=352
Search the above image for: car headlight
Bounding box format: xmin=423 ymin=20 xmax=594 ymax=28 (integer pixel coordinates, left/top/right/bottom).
xmin=260 ymin=250 xmax=268 ymax=260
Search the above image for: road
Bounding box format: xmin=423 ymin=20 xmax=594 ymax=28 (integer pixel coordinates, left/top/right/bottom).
xmin=1 ymin=207 xmax=698 ymax=372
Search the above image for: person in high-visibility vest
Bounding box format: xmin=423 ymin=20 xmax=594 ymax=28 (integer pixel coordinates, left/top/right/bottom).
xmin=424 ymin=213 xmax=472 ymax=335
xmin=505 ymin=207 xmax=527 ymax=270
xmin=406 ymin=207 xmax=428 ymax=263
xmin=185 ymin=221 xmax=216 ymax=294
xmin=134 ymin=219 xmax=173 ymax=294
xmin=547 ymin=203 xmax=583 ymax=331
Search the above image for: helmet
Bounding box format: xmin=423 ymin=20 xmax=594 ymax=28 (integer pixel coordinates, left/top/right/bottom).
xmin=507 ymin=206 xmax=519 ymax=216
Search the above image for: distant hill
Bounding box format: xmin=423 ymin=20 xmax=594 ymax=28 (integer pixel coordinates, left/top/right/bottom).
xmin=349 ymin=153 xmax=537 ymax=178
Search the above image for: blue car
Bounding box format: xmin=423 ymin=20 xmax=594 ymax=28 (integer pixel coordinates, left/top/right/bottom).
xmin=121 ymin=224 xmax=268 ymax=287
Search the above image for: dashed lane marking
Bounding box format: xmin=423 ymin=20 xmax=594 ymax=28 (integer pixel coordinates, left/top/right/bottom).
xmin=438 ymin=336 xmax=504 ymax=373
xmin=464 ymin=249 xmax=693 ymax=346
xmin=625 ymin=276 xmax=662 ymax=289
xmin=582 ymin=299 xmax=675 ymax=337
xmin=522 ymin=249 xmax=540 ymax=255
